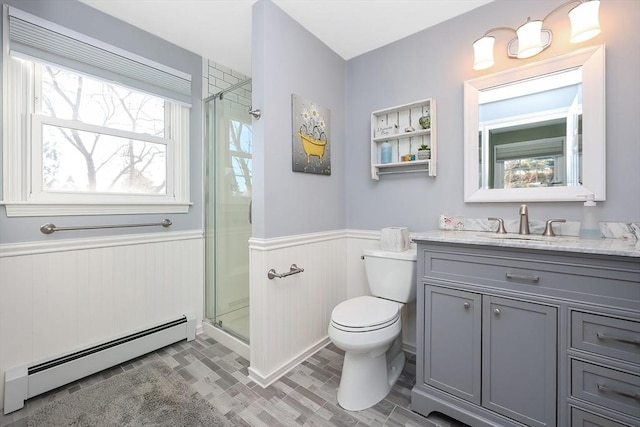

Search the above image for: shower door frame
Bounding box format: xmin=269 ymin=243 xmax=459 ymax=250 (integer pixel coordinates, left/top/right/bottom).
xmin=204 ymin=79 xmax=252 ymax=345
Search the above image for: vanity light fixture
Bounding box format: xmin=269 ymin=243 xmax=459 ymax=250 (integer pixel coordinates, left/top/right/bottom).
xmin=472 ymin=0 xmax=601 ymax=70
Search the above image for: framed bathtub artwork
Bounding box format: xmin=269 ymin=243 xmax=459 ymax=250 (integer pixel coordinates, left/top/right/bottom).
xmin=292 ymin=94 xmax=331 ymax=175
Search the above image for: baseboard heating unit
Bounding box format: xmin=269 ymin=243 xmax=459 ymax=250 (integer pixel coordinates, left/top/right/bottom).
xmin=3 ymin=313 xmax=196 ymax=414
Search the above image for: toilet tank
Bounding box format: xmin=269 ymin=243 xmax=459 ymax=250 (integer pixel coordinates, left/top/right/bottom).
xmin=363 ymin=248 xmax=417 ymax=303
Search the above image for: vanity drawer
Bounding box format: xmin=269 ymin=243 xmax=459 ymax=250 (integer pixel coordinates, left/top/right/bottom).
xmin=571 ymin=407 xmax=629 ymax=427
xmin=572 ymin=311 xmax=640 ymax=364
xmin=571 ymin=360 xmax=640 ymax=419
xmin=421 ymin=248 xmax=640 ymax=307
xmin=423 ymin=251 xmax=565 ymax=290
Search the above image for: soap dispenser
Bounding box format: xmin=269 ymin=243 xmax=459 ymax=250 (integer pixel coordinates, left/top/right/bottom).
xmin=579 ymin=194 xmax=601 ymax=239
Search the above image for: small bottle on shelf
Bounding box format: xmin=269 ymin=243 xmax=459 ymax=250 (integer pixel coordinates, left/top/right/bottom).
xmin=380 ymin=141 xmax=392 ymax=164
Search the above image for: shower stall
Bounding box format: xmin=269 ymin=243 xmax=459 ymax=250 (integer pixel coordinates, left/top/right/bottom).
xmin=204 ymin=79 xmax=253 ymax=345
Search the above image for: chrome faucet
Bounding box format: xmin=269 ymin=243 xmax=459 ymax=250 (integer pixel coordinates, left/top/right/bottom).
xmin=519 ymin=204 xmax=530 ymax=235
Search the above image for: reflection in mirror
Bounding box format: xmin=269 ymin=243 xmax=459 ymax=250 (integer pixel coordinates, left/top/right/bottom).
xmin=464 ymin=45 xmax=605 ymax=203
xmin=479 ymin=68 xmax=582 ymax=189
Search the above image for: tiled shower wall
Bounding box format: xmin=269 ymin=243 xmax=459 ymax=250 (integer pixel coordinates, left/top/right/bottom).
xmin=204 ymin=60 xmax=251 ymax=106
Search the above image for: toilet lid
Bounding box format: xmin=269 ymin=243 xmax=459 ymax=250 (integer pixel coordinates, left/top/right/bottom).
xmin=331 ymin=296 xmax=401 ymax=331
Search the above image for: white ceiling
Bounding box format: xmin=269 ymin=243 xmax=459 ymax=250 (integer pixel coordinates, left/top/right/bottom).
xmin=79 ymin=0 xmax=493 ymax=76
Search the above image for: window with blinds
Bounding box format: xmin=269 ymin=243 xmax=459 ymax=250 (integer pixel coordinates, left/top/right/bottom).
xmin=2 ymin=6 xmax=192 ymax=217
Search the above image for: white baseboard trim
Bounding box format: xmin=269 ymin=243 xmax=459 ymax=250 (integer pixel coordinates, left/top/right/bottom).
xmin=202 ymin=321 xmax=249 ymax=360
xmin=403 ymin=343 xmax=416 ymax=355
xmin=248 ymin=337 xmax=331 ymax=388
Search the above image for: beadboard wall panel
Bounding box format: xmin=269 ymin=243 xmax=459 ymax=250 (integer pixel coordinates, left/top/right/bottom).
xmin=247 ymin=229 xmax=416 ymax=387
xmin=248 ymin=231 xmax=348 ymax=386
xmin=0 ymin=231 xmax=204 ymax=411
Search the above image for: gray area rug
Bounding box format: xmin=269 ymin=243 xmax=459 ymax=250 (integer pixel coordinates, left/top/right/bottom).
xmin=26 ymin=360 xmax=229 ymax=426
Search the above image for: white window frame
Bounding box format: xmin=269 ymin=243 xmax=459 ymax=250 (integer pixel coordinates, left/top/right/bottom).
xmin=1 ymin=17 xmax=191 ymax=217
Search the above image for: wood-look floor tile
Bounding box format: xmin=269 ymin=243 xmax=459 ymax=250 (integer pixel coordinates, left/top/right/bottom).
xmin=384 ymin=382 xmax=412 ymax=409
xmin=384 ymin=405 xmax=435 ymax=427
xmin=303 ymin=413 xmax=340 ymax=427
xmin=205 ymin=388 xmax=245 ymax=420
xmin=322 ymin=401 xmax=361 ymax=427
xmin=295 ymin=384 xmax=328 ymax=408
xmin=308 ymin=376 xmax=340 ymax=406
xmin=281 ymin=391 xmax=320 ymax=421
xmin=348 ymin=397 xmax=395 ymax=426
xmin=228 ymin=382 xmax=262 ymax=407
xmin=2 ymin=333 xmax=433 ymax=427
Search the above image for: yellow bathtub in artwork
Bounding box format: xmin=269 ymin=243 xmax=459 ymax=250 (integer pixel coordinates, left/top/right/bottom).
xmin=298 ymin=131 xmax=327 ymax=163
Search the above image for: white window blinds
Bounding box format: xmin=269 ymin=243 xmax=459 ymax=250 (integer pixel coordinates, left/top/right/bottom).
xmin=7 ymin=7 xmax=192 ymax=106
xmin=494 ymin=137 xmax=565 ymax=162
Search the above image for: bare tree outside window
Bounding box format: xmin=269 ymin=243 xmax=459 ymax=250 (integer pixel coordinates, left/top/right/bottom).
xmin=503 ymin=158 xmax=556 ymax=188
xmin=40 ymin=66 xmax=168 ymax=194
xmin=228 ymin=119 xmax=252 ymax=197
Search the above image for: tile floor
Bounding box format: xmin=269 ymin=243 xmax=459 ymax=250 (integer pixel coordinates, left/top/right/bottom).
xmin=1 ymin=334 xmax=457 ymax=426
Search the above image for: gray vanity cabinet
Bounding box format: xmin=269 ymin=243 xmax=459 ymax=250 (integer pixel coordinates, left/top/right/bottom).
xmin=424 ymin=286 xmax=481 ymax=403
xmin=423 ymin=285 xmax=556 ymax=427
xmin=481 ymin=296 xmax=557 ymax=427
xmin=412 ymin=238 xmax=640 ymax=427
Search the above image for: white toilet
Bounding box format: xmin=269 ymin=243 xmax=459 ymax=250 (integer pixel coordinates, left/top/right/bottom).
xmin=328 ymin=247 xmax=417 ymax=411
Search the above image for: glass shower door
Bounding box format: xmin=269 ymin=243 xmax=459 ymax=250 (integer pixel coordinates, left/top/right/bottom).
xmin=204 ymin=80 xmax=252 ymax=343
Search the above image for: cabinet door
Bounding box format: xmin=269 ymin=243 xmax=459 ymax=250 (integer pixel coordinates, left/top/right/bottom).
xmin=424 ymin=285 xmax=481 ymax=404
xmin=482 ymin=296 xmax=557 ymax=427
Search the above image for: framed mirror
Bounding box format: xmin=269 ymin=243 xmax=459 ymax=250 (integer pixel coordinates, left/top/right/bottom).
xmin=464 ymin=45 xmax=605 ymax=202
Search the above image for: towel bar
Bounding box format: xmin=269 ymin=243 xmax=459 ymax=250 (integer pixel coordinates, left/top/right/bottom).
xmin=268 ymin=264 xmax=304 ymax=279
xmin=40 ymin=219 xmax=172 ymax=234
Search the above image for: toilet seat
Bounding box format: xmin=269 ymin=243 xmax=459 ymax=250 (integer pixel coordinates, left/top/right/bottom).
xmin=330 ymin=296 xmax=402 ymax=333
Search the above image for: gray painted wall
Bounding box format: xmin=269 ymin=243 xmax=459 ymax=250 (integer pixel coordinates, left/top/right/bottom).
xmin=252 ymin=0 xmax=346 ymax=239
xmin=2 ymin=0 xmax=637 ymax=243
xmin=0 ymin=0 xmax=203 ymax=244
xmin=346 ymin=0 xmax=640 ymax=232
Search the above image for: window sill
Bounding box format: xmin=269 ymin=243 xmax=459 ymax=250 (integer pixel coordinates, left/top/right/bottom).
xmin=1 ymin=201 xmax=192 ymax=217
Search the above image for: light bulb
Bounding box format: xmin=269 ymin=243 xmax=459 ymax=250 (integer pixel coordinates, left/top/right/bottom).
xmin=516 ymin=19 xmax=544 ymax=59
xmin=473 ymin=36 xmax=495 ymax=70
xmin=569 ymin=0 xmax=601 ymax=43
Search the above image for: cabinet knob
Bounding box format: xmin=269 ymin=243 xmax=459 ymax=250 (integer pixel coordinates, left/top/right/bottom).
xmin=463 ymin=302 xmax=470 ymax=309
xmin=494 ymin=308 xmax=501 ymax=316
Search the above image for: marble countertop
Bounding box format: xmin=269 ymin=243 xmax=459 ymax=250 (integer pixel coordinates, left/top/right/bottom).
xmin=412 ymin=230 xmax=640 ymax=258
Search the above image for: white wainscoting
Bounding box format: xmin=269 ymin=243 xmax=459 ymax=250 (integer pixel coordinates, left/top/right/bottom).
xmin=0 ymin=231 xmax=204 ymax=411
xmin=246 ymin=229 xmax=415 ymax=388
xmin=248 ymin=230 xmax=347 ymax=387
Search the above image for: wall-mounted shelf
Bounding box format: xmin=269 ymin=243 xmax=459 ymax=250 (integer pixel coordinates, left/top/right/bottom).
xmin=371 ymin=99 xmax=436 ymax=180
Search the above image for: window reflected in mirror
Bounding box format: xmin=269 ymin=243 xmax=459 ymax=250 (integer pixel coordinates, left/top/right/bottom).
xmin=464 ymin=45 xmax=605 ymax=203
xmin=478 ymin=68 xmax=583 ymax=190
